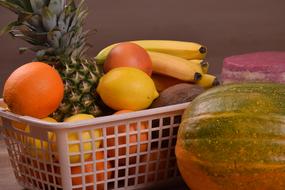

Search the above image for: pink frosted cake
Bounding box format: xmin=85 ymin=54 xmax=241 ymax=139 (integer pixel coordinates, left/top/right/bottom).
xmin=221 ymin=51 xmax=285 ymax=84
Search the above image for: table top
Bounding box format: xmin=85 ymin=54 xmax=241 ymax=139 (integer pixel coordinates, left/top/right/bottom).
xmin=0 ymin=140 xmax=23 ymax=190
xmin=0 ymin=139 xmax=189 ymax=190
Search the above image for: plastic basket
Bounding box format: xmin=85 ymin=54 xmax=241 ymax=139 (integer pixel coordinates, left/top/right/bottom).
xmin=0 ymin=99 xmax=189 ymax=190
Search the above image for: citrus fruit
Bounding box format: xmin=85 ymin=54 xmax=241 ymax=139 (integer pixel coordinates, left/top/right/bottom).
xmin=67 ymin=151 xmax=112 ymax=190
xmin=3 ymin=62 xmax=64 ymax=118
xmin=64 ymin=114 xmax=96 ymax=122
xmin=128 ymin=149 xmax=168 ymax=184
xmin=24 ymin=117 xmax=57 ymax=160
xmin=11 ymin=120 xmax=28 ymax=131
xmin=138 ymin=150 xmax=168 ymax=182
xmin=71 ymin=160 xmax=94 ymax=190
xmin=104 ymin=42 xmax=152 ymax=75
xmin=96 ymin=67 xmax=159 ymax=111
xmin=107 ymin=110 xmax=148 ymax=165
xmin=12 ymin=116 xmax=57 ymax=131
xmin=42 ymin=117 xmax=58 ymax=122
xmin=52 ymin=114 xmax=102 ymax=163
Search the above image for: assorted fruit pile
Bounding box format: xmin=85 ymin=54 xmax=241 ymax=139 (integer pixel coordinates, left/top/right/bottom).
xmin=95 ymin=40 xmax=218 ymax=111
xmin=4 ymin=39 xmax=217 ymax=119
xmin=0 ymin=0 xmax=105 ymax=121
xmin=0 ymin=0 xmax=218 ymax=122
xmin=1 ymin=39 xmax=218 ymax=120
xmin=0 ymin=0 xmax=219 ymax=189
xmin=1 ymin=0 xmax=285 ymax=190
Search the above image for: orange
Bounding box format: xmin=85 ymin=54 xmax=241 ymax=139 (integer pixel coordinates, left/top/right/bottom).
xmin=107 ymin=110 xmax=149 ymax=165
xmin=71 ymin=151 xmax=113 ymax=190
xmin=3 ymin=62 xmax=64 ymax=118
xmin=128 ymin=149 xmax=168 ymax=184
xmin=138 ymin=150 xmax=168 ymax=182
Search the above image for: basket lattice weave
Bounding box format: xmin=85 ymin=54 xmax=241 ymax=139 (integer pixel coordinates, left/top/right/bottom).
xmin=0 ymin=99 xmax=188 ymax=190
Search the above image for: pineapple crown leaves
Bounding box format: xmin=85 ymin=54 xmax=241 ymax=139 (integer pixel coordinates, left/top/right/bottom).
xmin=0 ymin=0 xmax=93 ymax=64
xmin=0 ymin=0 xmax=32 ymax=15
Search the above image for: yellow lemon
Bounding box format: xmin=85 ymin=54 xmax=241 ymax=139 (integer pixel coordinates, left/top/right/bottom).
xmin=12 ymin=121 xmax=28 ymax=131
xmin=97 ymin=67 xmax=159 ymax=111
xmin=58 ymin=114 xmax=102 ymax=163
xmin=24 ymin=117 xmax=57 ymax=160
xmin=12 ymin=117 xmax=57 ymax=131
xmin=42 ymin=117 xmax=58 ymax=122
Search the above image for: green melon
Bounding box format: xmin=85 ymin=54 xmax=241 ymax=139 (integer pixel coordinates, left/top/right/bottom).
xmin=175 ymin=83 xmax=285 ymax=190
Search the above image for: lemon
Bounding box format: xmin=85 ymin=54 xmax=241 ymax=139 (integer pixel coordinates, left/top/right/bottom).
xmin=42 ymin=117 xmax=58 ymax=122
xmin=97 ymin=67 xmax=159 ymax=111
xmin=12 ymin=121 xmax=28 ymax=131
xmin=58 ymin=114 xmax=102 ymax=163
xmin=24 ymin=117 xmax=57 ymax=161
xmin=64 ymin=114 xmax=95 ymax=122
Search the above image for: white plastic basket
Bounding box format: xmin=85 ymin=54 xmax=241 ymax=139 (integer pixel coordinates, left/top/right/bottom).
xmin=0 ymin=99 xmax=189 ymax=190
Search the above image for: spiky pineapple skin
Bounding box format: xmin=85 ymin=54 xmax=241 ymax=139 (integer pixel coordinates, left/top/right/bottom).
xmin=51 ymin=57 xmax=106 ymax=121
xmin=0 ymin=0 xmax=108 ymax=121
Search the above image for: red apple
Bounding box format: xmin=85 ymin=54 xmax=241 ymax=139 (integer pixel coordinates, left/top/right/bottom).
xmin=104 ymin=42 xmax=152 ymax=75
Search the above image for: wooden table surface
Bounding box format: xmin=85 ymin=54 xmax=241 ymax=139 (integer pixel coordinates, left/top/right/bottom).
xmin=0 ymin=139 xmax=189 ymax=190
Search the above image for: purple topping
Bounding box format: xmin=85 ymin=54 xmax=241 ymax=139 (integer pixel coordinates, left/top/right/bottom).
xmin=222 ymin=51 xmax=285 ymax=73
xmin=221 ymin=51 xmax=285 ymax=84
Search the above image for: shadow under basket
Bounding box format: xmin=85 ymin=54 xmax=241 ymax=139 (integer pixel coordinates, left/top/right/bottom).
xmin=0 ymin=99 xmax=189 ymax=190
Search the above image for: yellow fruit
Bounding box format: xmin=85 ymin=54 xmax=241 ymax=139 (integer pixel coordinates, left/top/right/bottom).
xmin=148 ymin=51 xmax=202 ymax=81
xmin=64 ymin=114 xmax=95 ymax=122
xmin=13 ymin=117 xmax=56 ymax=140
xmin=24 ymin=117 xmax=57 ymax=160
xmin=188 ymin=59 xmax=209 ymax=74
xmin=96 ymin=67 xmax=159 ymax=111
xmin=12 ymin=121 xmax=28 ymax=131
xmin=55 ymin=114 xmax=102 ymax=163
xmin=196 ymin=74 xmax=220 ymax=89
xmin=95 ymin=40 xmax=207 ymax=64
xmin=42 ymin=117 xmax=58 ymax=122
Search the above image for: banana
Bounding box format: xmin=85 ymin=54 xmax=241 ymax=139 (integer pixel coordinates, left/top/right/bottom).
xmin=96 ymin=43 xmax=117 ymax=64
xmin=196 ymin=74 xmax=220 ymax=89
xmin=188 ymin=59 xmax=209 ymax=74
xmin=95 ymin=40 xmax=207 ymax=64
xmin=148 ymin=51 xmax=203 ymax=82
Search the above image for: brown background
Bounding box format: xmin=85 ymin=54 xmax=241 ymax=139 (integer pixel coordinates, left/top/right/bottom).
xmin=1 ymin=0 xmax=285 ymax=95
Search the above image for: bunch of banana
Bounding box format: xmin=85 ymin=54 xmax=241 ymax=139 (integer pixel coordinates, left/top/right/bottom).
xmin=95 ymin=40 xmax=219 ymax=89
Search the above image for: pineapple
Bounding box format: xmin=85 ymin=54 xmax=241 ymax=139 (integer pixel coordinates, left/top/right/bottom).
xmin=0 ymin=0 xmax=107 ymax=121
